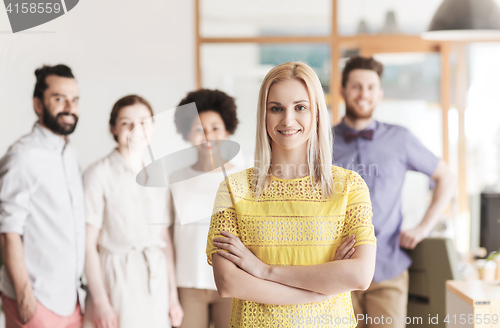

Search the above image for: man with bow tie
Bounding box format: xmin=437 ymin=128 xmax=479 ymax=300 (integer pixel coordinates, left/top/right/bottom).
xmin=333 ymin=56 xmax=455 ymax=328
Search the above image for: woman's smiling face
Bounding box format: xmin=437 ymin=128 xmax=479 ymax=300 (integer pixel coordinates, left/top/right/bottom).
xmin=266 ymin=78 xmax=313 ymax=151
xmin=188 ymin=110 xmax=229 ymax=155
xmin=112 ymin=103 xmax=153 ymax=150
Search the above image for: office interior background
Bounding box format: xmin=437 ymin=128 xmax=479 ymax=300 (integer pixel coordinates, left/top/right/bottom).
xmin=1 ymin=0 xmax=500 ymax=324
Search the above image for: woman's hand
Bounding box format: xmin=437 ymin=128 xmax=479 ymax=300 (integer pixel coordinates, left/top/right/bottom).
xmin=333 ymin=235 xmax=356 ymax=261
xmin=169 ymin=299 xmax=184 ymax=327
xmin=92 ymin=300 xmax=118 ymax=328
xmin=213 ymin=231 xmax=270 ymax=279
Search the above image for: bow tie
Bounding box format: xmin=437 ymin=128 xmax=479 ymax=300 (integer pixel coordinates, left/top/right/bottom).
xmin=344 ymin=129 xmax=374 ymax=143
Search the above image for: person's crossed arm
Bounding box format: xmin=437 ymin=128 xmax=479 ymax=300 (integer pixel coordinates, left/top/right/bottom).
xmin=212 ymin=231 xmax=375 ymax=303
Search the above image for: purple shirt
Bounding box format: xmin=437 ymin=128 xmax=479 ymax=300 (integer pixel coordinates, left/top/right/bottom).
xmin=332 ymin=120 xmax=439 ymax=283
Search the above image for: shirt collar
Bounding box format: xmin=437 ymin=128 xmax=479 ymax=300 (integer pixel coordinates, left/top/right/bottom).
xmin=109 ymin=148 xmax=132 ymax=174
xmin=32 ymin=122 xmax=68 ymax=153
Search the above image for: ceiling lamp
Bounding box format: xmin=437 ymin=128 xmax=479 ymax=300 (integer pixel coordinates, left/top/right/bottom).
xmin=422 ymin=0 xmax=500 ymax=40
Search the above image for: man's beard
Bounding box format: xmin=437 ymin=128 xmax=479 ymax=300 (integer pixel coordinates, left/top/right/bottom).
xmin=42 ymin=103 xmax=78 ymax=136
xmin=345 ymin=101 xmax=374 ymax=120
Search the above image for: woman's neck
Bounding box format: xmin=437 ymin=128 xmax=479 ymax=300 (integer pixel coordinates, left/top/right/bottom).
xmin=270 ymin=143 xmax=309 ymax=179
xmin=117 ymin=145 xmax=143 ymax=171
xmin=191 ymin=150 xmax=233 ymax=172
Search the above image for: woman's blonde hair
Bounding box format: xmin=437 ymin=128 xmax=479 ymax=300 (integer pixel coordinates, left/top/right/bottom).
xmin=253 ymin=62 xmax=333 ymax=199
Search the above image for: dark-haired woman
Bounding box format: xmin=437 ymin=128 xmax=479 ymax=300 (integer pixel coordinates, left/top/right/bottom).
xmin=83 ymin=95 xmax=183 ymax=328
xmin=170 ymin=89 xmax=242 ymax=328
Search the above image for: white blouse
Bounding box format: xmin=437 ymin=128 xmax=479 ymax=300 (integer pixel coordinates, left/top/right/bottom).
xmin=84 ymin=149 xmax=170 ymax=254
xmin=83 ymin=149 xmax=171 ymax=328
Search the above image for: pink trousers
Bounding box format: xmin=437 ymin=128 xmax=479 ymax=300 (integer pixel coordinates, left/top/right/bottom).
xmin=1 ymin=294 xmax=82 ymax=328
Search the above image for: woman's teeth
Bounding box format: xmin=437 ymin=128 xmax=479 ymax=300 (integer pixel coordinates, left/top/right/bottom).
xmin=279 ymin=130 xmax=300 ymax=135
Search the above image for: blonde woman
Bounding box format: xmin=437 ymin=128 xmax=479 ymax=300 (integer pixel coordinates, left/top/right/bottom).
xmin=206 ymin=62 xmax=377 ymax=328
xmin=83 ymin=95 xmax=183 ymax=328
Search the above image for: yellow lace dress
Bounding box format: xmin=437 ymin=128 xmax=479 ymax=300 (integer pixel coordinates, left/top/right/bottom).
xmin=206 ymin=166 xmax=376 ymax=328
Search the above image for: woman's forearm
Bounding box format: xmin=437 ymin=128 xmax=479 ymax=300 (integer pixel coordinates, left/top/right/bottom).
xmin=85 ymin=225 xmax=110 ymax=306
xmin=263 ymin=245 xmax=376 ymax=295
xmin=212 ymin=254 xmax=330 ymax=305
xmin=161 ymin=228 xmax=179 ymax=303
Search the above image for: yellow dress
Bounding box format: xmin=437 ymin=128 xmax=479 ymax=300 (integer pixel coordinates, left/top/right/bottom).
xmin=206 ymin=166 xmax=376 ymax=328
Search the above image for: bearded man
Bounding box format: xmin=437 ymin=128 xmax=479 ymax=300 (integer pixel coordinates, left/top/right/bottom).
xmin=0 ymin=64 xmax=85 ymax=328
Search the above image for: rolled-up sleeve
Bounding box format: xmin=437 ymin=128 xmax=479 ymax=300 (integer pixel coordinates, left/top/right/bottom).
xmin=0 ymin=153 xmax=32 ymax=235
xmin=405 ymin=129 xmax=440 ymax=176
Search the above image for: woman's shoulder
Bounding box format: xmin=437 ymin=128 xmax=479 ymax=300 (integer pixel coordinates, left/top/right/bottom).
xmin=331 ymin=164 xmax=352 ymax=180
xmin=331 ymin=165 xmax=367 ymax=190
xmin=168 ymin=166 xmax=194 ymax=183
xmin=219 ymin=167 xmax=254 ymax=199
xmin=225 ymin=167 xmax=253 ymax=183
xmin=83 ymin=150 xmax=117 ymax=181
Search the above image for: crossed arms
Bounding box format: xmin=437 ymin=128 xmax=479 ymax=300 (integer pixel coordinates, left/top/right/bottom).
xmin=211 ymin=231 xmax=376 ymax=305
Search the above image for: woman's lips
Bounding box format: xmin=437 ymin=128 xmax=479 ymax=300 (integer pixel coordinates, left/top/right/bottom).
xmin=278 ymin=129 xmax=300 ymax=136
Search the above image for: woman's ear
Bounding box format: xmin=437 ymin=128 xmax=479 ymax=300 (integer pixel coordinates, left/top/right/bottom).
xmin=110 ymin=125 xmax=117 ymax=140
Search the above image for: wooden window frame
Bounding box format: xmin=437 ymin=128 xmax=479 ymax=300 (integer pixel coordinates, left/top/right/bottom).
xmin=194 ymin=0 xmax=500 ymax=251
xmin=195 ymin=0 xmax=448 ymax=160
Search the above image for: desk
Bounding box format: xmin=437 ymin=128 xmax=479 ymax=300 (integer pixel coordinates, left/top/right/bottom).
xmin=446 ymin=280 xmax=500 ymax=327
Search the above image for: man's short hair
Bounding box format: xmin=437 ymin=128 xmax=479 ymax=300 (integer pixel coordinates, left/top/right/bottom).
xmin=33 ymin=64 xmax=74 ymax=100
xmin=341 ymin=56 xmax=383 ymax=87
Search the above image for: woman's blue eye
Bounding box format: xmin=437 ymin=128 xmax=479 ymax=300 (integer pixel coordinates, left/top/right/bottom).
xmin=296 ymin=105 xmax=306 ymax=111
xmin=270 ymin=106 xmax=282 ymax=112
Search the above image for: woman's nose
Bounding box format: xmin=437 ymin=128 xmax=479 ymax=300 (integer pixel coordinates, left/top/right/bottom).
xmin=204 ymin=130 xmax=216 ymax=142
xmin=130 ymin=122 xmax=145 ymax=135
xmin=281 ymin=108 xmax=296 ymax=126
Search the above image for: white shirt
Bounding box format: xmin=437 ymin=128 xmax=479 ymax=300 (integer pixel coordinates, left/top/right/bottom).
xmin=170 ymin=165 xmax=242 ymax=290
xmin=0 ymin=123 xmax=86 ymax=316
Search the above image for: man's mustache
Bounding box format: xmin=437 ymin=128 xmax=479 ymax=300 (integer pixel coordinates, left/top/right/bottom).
xmin=56 ymin=112 xmax=78 ymax=120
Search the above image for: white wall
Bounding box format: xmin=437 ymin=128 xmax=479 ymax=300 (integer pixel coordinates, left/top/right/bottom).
xmin=0 ymin=0 xmax=195 ymax=170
